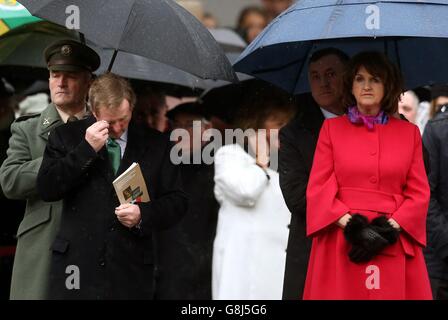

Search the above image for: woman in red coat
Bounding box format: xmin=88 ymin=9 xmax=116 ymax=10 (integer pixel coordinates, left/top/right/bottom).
xmin=303 ymin=51 xmax=432 ymax=300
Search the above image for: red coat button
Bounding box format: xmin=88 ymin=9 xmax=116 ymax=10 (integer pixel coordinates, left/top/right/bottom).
xmin=370 ymin=176 xmax=378 ymax=183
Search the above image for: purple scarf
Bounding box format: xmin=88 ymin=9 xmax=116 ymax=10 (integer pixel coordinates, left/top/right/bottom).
xmin=347 ymin=106 xmax=388 ymax=131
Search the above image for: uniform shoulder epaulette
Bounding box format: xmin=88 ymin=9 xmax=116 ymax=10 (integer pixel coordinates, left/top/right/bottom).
xmin=15 ymin=113 xmax=40 ymax=122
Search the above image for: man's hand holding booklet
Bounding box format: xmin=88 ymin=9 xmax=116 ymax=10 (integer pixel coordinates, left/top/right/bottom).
xmin=113 ymin=162 xmax=150 ymax=229
xmin=113 ymin=162 xmax=150 ymax=204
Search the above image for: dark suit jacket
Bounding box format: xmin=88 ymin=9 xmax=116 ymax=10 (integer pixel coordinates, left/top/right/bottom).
xmin=279 ymin=98 xmax=324 ymax=300
xmin=37 ymin=116 xmax=188 ymax=299
xmin=423 ymin=111 xmax=448 ymax=281
xmin=156 ymin=156 xmax=219 ymax=300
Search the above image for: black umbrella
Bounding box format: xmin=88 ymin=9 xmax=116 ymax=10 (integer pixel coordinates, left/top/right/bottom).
xmin=96 ymin=28 xmax=249 ymax=92
xmin=0 ymin=21 xmax=234 ymax=96
xmin=96 ymin=49 xmax=207 ymax=92
xmin=18 ymin=0 xmax=237 ymax=82
xmin=208 ymin=28 xmax=247 ymax=53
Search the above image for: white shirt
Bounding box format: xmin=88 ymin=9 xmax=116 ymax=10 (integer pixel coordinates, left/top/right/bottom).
xmin=114 ymin=129 xmax=128 ymax=159
xmin=55 ymin=106 xmax=88 ymax=123
xmin=320 ymin=107 xmax=339 ymax=119
xmin=416 ymin=101 xmax=430 ymax=134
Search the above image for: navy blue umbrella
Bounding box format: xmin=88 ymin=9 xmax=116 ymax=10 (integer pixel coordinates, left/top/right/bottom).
xmin=235 ymin=0 xmax=448 ymax=94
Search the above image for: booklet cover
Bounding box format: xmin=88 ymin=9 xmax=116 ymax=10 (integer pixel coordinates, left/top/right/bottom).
xmin=112 ymin=162 xmax=150 ymax=204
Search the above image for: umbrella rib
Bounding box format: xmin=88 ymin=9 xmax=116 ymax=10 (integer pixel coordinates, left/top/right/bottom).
xmin=287 ymin=2 xmax=375 ymax=15
xmin=290 ymin=1 xmax=448 ymax=13
xmin=164 ymin=0 xmax=206 ymax=77
xmin=113 ymin=0 xmax=136 ymax=66
xmin=107 ymin=50 xmax=118 ymax=72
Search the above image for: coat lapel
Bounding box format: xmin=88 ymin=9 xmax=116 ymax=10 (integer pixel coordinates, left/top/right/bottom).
xmin=298 ymin=103 xmax=325 ymax=171
xmin=38 ymin=103 xmax=63 ymax=141
xmin=302 ymin=102 xmax=325 ymax=135
xmin=85 ymin=121 xmax=150 ymax=182
xmin=98 ymin=146 xmax=116 ymax=184
xmin=116 ymin=122 xmax=150 ymax=176
xmin=72 ymin=114 xmax=114 ymax=184
xmin=78 ymin=115 xmax=115 ymax=184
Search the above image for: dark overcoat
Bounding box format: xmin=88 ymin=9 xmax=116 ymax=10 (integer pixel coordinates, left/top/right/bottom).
xmin=37 ymin=116 xmax=188 ymax=299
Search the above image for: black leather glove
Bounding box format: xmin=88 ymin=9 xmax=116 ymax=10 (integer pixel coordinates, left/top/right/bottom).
xmin=348 ymin=244 xmax=375 ymax=263
xmin=344 ymin=214 xmax=389 ymax=263
xmin=370 ymin=216 xmax=400 ymax=245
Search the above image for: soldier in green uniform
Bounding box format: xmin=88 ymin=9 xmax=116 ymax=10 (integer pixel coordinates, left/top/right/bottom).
xmin=0 ymin=40 xmax=100 ymax=299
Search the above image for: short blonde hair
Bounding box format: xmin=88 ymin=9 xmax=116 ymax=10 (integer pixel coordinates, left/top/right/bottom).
xmin=89 ymin=73 xmax=136 ymax=114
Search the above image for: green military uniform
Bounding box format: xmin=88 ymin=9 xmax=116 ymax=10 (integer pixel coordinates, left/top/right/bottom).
xmin=0 ymin=39 xmax=100 ymax=299
xmin=0 ymin=104 xmax=63 ymax=299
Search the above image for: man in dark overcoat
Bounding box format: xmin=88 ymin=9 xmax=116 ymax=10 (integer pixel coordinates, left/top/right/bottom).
xmin=37 ymin=73 xmax=188 ymax=299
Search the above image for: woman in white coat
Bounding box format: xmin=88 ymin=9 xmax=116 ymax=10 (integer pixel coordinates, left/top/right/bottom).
xmin=212 ymin=89 xmax=296 ymax=300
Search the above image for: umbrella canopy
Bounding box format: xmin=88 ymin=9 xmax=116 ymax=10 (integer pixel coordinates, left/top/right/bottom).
xmin=18 ymin=0 xmax=237 ymax=82
xmin=97 ymin=28 xmax=248 ymax=91
xmin=235 ymin=0 xmax=448 ymax=94
xmin=0 ymin=20 xmax=79 ymax=69
xmin=96 ymin=50 xmax=253 ymax=95
xmin=0 ymin=2 xmax=40 ymax=35
xmin=0 ymin=21 xmax=245 ymax=95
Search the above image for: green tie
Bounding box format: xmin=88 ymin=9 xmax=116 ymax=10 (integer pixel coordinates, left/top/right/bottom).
xmin=107 ymin=138 xmax=121 ymax=175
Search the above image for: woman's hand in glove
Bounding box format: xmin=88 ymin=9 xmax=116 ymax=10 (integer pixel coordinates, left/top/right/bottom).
xmin=370 ymin=216 xmax=400 ymax=245
xmin=344 ymin=214 xmax=389 ymax=263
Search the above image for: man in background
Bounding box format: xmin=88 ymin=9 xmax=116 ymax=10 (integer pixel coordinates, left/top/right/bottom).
xmin=279 ymin=48 xmax=349 ymax=300
xmin=156 ymin=102 xmax=219 ymax=299
xmin=399 ymin=90 xmax=419 ymax=124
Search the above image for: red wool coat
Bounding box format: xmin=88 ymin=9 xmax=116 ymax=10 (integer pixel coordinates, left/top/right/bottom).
xmin=303 ymin=116 xmax=432 ymax=300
